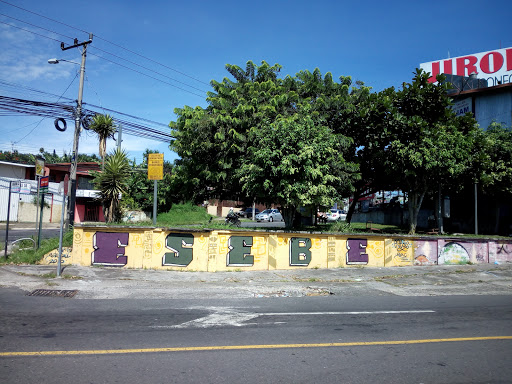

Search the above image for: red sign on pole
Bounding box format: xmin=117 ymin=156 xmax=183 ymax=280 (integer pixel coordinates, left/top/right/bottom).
xmin=40 ymin=176 xmax=49 ymax=193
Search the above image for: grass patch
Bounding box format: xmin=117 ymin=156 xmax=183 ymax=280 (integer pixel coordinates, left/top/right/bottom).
xmin=156 ymin=203 xmax=213 ymax=226
xmin=0 ymin=230 xmax=74 ymax=265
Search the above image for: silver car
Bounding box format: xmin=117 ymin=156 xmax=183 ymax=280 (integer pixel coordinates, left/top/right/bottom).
xmin=326 ymin=209 xmax=347 ymax=222
xmin=255 ymin=209 xmax=283 ymax=222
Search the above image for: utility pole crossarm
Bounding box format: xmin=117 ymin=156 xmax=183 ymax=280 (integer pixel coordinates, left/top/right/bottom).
xmin=60 ymin=34 xmax=93 ymax=51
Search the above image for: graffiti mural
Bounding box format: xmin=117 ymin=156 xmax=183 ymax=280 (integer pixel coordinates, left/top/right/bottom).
xmin=163 ymin=233 xmax=194 ymax=267
xmin=346 ymin=239 xmax=368 ymax=265
xmin=92 ymin=232 xmax=129 ymax=266
xmin=59 ymin=227 xmax=512 ymax=271
xmin=393 ymin=239 xmax=412 ymax=265
xmin=414 ymin=240 xmax=438 ymax=265
xmin=290 ymin=238 xmax=312 ymax=266
xmin=227 ymin=236 xmax=254 ymax=266
xmin=438 ymin=242 xmax=469 ymax=264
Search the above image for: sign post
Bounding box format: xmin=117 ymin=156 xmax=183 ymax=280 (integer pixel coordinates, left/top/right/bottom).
xmin=147 ymin=154 xmax=164 ymax=226
xmin=35 ymin=158 xmax=45 ymax=236
xmin=37 ymin=176 xmax=49 ymax=249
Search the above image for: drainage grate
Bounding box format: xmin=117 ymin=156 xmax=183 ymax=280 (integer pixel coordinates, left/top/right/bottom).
xmin=27 ymin=289 xmax=78 ymax=298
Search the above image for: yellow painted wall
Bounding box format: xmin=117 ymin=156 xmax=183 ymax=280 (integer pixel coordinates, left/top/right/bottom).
xmin=40 ymin=226 xmax=512 ymax=271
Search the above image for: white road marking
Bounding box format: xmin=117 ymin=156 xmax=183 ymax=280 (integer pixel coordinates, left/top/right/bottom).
xmin=152 ymin=308 xmax=435 ymax=329
xmin=260 ymin=310 xmax=435 ymax=316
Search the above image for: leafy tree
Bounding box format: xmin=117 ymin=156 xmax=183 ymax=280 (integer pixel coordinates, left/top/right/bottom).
xmin=239 ymin=110 xmax=356 ymax=228
xmin=340 ymin=86 xmax=399 ymax=223
xmin=170 ymin=61 xmax=360 ymax=217
xmin=171 ymin=61 xmax=286 ymax=204
xmin=92 ymin=148 xmax=130 ymax=222
xmin=478 ymin=123 xmax=512 ymax=197
xmin=89 ymin=114 xmax=117 ymax=170
xmin=385 ymin=69 xmax=479 ymax=234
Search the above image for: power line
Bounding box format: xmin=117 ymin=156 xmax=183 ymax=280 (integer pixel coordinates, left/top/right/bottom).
xmin=0 ymin=19 xmax=208 ymax=99
xmin=0 ymin=0 xmax=209 ymax=86
xmin=90 ymin=46 xmax=209 ymax=94
xmin=0 ymin=12 xmax=75 ymax=41
xmin=87 ymin=52 xmax=206 ymax=98
xmin=14 ymin=72 xmax=79 ymax=144
xmin=0 ymin=80 xmax=171 ymax=130
xmin=0 ymin=19 xmax=62 ymax=43
xmin=0 ymin=95 xmax=174 ymax=142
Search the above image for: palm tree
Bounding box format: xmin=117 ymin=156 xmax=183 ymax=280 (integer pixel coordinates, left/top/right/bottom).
xmin=93 ymin=148 xmax=131 ymax=223
xmin=89 ymin=114 xmax=117 ymax=170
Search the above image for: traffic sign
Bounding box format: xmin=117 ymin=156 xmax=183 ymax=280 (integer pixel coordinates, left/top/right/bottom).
xmin=35 ymin=158 xmax=45 ymax=176
xmin=148 ymin=153 xmax=164 ymax=180
xmin=40 ymin=176 xmax=49 ymax=193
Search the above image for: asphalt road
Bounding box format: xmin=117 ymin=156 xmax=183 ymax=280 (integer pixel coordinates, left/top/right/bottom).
xmin=0 ymin=226 xmax=62 ymax=243
xmin=0 ymin=292 xmax=510 ymax=383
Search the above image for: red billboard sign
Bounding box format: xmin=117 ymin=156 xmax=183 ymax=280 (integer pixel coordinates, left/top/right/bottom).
xmin=420 ymin=47 xmax=512 ymax=86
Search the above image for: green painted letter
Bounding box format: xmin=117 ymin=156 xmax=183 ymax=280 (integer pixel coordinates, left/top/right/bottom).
xmin=227 ymin=236 xmax=254 ymax=266
xmin=290 ymin=237 xmax=312 ymax=266
xmin=163 ymin=233 xmax=194 ymax=266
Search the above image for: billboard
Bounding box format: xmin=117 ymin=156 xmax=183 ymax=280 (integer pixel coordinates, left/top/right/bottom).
xmin=420 ymin=47 xmax=512 ymax=87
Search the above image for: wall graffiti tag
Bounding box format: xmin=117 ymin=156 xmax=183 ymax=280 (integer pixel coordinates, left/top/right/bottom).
xmin=290 ymin=238 xmax=312 ymax=266
xmin=346 ymin=239 xmax=368 ymax=265
xmin=92 ymin=232 xmax=129 ymax=266
xmin=438 ymin=242 xmax=469 ymax=264
xmin=65 ymin=227 xmax=512 ymax=271
xmin=227 ymin=236 xmax=254 ymax=266
xmin=163 ymin=233 xmax=194 ymax=266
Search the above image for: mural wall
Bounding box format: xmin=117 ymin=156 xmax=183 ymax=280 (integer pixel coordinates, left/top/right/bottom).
xmin=44 ymin=226 xmax=512 ymax=271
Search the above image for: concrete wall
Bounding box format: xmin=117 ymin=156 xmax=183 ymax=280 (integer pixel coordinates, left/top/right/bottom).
xmin=43 ymin=225 xmax=512 ymax=271
xmin=18 ymin=201 xmax=64 ymax=224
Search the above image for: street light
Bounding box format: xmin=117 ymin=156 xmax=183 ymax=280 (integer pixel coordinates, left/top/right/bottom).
xmin=48 ymin=33 xmax=92 ymax=228
xmin=48 ymin=58 xmax=80 ymax=65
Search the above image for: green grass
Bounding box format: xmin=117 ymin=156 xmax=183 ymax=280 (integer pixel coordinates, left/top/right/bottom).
xmin=0 ymin=230 xmax=73 ymax=265
xmin=156 ymin=203 xmax=213 ymax=226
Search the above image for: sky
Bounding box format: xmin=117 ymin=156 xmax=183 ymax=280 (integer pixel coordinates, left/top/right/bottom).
xmin=0 ymin=0 xmax=510 ymax=165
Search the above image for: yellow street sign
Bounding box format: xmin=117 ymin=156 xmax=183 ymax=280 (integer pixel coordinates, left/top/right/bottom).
xmin=148 ymin=153 xmax=164 ymax=180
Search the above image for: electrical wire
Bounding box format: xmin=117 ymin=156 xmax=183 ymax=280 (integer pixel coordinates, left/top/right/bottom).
xmin=87 ymin=52 xmax=205 ymax=98
xmin=0 ymin=95 xmax=174 ymax=142
xmin=13 ymin=72 xmax=79 ymax=144
xmin=0 ymin=0 xmax=209 ymax=86
xmin=0 ymin=80 xmax=172 ymax=130
xmin=0 ymin=19 xmax=62 ymax=43
xmin=0 ymin=12 xmax=75 ymax=41
xmin=90 ymin=46 xmax=209 ymax=94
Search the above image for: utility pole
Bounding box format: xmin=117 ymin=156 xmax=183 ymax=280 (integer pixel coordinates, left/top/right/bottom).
xmin=60 ymin=34 xmax=93 ymax=227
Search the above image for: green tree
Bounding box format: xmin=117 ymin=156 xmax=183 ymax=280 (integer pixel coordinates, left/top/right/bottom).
xmin=239 ymin=111 xmax=356 ymax=228
xmin=478 ymin=123 xmax=512 ymax=196
xmin=340 ymin=86 xmax=399 ymax=223
xmin=170 ymin=61 xmax=360 ymax=214
xmin=89 ymin=114 xmax=117 ymax=170
xmin=92 ymin=148 xmax=131 ymax=222
xmin=385 ymin=69 xmax=479 ymax=234
xmin=171 ymin=61 xmax=286 ymax=203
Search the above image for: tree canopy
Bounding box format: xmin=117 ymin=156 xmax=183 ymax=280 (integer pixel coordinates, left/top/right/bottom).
xmin=170 ymin=62 xmax=490 ymax=233
xmin=170 ymin=61 xmax=361 ymax=227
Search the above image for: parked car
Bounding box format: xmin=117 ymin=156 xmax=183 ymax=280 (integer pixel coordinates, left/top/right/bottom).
xmin=326 ymin=209 xmax=346 ymax=222
xmin=255 ymin=209 xmax=283 ymax=222
xmin=237 ymin=207 xmax=260 ymax=218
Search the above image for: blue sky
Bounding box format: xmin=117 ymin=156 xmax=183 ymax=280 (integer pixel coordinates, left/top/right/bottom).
xmin=0 ymin=0 xmax=510 ymax=165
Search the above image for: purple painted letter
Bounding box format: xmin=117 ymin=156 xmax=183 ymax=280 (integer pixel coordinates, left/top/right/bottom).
xmin=92 ymin=232 xmax=129 ymax=266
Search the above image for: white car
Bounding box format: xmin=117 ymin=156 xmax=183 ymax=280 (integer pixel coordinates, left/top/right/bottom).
xmin=326 ymin=209 xmax=346 ymax=222
xmin=255 ymin=209 xmax=283 ymax=222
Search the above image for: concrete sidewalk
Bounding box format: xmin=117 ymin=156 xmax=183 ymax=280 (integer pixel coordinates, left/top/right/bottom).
xmin=1 ymin=262 xmax=511 ymax=300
